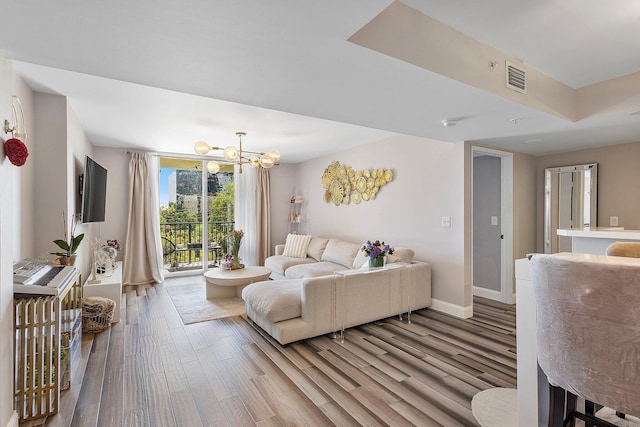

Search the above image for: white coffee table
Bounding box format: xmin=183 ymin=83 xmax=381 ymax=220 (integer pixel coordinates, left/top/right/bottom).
xmin=204 ymin=265 xmax=272 ymax=299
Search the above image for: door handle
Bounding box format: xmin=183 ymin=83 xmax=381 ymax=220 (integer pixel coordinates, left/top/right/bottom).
xmin=500 ymin=235 xmax=504 ymax=239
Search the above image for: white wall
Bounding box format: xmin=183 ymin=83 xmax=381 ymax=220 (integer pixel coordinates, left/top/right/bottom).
xmin=268 ymin=163 xmax=297 ymax=248
xmin=66 ymin=104 xmax=95 ymax=277
xmin=33 ymin=93 xmax=69 ymax=262
xmin=11 ymin=76 xmax=35 ymax=261
xmin=273 ymin=134 xmax=469 ymax=315
xmin=31 ymin=94 xmax=96 ymax=280
xmin=513 ymin=152 xmax=537 ymax=261
xmin=0 ymin=55 xmax=18 ymax=427
xmin=92 ymin=147 xmax=131 ymax=261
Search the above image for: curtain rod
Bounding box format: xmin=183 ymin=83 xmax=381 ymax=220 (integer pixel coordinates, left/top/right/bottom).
xmin=123 ymin=150 xmax=228 ymax=162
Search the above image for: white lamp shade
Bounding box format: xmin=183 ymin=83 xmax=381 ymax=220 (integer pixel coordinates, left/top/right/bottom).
xmin=267 ymin=149 xmax=280 ymax=162
xmin=248 ymin=156 xmax=260 ymax=168
xmin=207 ymin=160 xmax=221 ymax=173
xmin=194 ymin=140 xmax=211 ymax=154
xmin=260 ymin=153 xmax=275 ymax=168
xmin=224 ymin=146 xmax=239 ymax=161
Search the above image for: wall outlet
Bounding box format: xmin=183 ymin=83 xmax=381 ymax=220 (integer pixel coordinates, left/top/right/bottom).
xmin=441 ymin=216 xmax=451 ymax=227
xmin=610 ymin=216 xmax=619 ymax=227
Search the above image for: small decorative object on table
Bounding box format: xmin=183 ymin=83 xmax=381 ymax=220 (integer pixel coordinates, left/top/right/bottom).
xmin=361 ymin=239 xmax=394 ymax=268
xmin=223 ymin=254 xmax=245 ymax=270
xmin=51 ymin=211 xmax=84 ymax=266
xmin=96 ymin=245 xmax=118 ymax=275
xmin=106 ymin=239 xmax=121 ymax=251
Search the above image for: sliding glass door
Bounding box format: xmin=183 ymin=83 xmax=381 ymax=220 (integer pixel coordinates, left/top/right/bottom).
xmin=158 ymin=157 xmax=234 ymax=275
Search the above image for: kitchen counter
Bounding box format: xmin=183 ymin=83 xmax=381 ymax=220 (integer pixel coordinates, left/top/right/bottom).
xmin=556 ymin=227 xmax=640 ymax=254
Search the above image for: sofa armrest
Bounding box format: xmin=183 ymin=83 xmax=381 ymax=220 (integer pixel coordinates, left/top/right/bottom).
xmin=275 ymin=244 xmax=285 ymax=255
xmin=300 ymin=276 xmax=334 ymax=322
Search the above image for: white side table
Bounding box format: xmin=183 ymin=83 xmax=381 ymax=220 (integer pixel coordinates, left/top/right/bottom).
xmin=83 ymin=261 xmax=123 ymax=323
xmin=204 ymin=266 xmax=271 ymax=299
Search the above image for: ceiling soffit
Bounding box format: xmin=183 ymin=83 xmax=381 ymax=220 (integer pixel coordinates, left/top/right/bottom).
xmin=349 ymin=1 xmax=578 ymax=122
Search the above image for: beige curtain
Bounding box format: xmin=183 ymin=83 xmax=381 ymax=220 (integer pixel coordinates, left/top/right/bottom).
xmin=123 ymin=152 xmax=164 ymax=285
xmin=256 ymin=168 xmax=271 ymax=264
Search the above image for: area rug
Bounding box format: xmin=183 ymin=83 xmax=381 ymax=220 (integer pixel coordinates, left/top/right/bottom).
xmin=165 ymin=283 xmax=245 ymax=325
xmin=471 ymin=387 xmax=518 ymax=427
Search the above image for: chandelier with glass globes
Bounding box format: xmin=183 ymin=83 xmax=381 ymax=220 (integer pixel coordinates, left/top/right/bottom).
xmin=194 ymin=131 xmax=280 ymax=174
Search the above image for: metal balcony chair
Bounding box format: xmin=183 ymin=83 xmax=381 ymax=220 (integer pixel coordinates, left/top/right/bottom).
xmin=530 ymin=253 xmax=640 ymax=427
xmin=161 ymin=236 xmax=177 ymax=269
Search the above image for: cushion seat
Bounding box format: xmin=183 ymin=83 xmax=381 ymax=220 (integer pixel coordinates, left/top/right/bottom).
xmin=264 ymin=255 xmax=316 ymax=276
xmin=242 ymin=280 xmax=302 ymax=323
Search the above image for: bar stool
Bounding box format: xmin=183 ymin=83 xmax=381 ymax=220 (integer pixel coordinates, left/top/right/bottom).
xmin=606 ymin=241 xmax=640 ymax=258
xmin=605 ymin=241 xmax=640 ymax=421
xmin=530 ymin=254 xmax=640 ymax=427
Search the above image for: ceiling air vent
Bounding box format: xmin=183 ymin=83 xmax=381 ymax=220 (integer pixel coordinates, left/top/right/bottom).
xmin=506 ymin=61 xmax=527 ymax=94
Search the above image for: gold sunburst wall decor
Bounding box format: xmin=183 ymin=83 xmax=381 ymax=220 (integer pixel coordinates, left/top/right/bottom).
xmin=321 ymin=161 xmax=393 ymax=206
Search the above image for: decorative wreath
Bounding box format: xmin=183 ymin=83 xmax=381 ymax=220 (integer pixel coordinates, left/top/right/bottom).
xmin=4 ymin=138 xmax=29 ymax=166
xmin=321 ymin=161 xmax=393 ymax=206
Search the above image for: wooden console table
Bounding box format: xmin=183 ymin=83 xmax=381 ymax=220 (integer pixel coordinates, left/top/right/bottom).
xmin=14 ymin=268 xmax=82 ymax=422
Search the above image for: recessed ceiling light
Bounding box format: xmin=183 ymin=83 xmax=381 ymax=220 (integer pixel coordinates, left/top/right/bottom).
xmin=525 ymin=139 xmax=544 ymax=144
xmin=442 ymin=119 xmax=457 ymax=127
xmin=511 ymin=118 xmax=525 ymax=124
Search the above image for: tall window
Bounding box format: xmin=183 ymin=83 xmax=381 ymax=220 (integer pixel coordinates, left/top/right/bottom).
xmin=158 ymin=157 xmax=234 ymax=274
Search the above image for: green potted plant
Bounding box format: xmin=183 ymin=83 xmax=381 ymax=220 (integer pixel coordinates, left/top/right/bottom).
xmin=51 ymin=212 xmax=84 ymax=266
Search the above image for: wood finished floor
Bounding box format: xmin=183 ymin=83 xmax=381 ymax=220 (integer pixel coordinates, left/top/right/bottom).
xmin=66 ymin=276 xmax=516 ymax=427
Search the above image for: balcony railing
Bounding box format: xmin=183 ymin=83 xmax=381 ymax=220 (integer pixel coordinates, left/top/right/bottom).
xmin=160 ymin=221 xmax=235 ymax=272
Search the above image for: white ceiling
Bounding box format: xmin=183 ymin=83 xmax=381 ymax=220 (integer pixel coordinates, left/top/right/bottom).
xmin=2 ymin=0 xmax=640 ymax=161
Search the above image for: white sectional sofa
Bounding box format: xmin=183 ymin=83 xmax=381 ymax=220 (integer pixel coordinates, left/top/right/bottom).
xmin=264 ymin=236 xmax=417 ymax=280
xmin=242 ymin=236 xmax=431 ymax=345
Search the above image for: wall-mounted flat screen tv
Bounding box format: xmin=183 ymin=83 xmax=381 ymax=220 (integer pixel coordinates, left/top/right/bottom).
xmin=81 ymin=156 xmax=107 ymax=223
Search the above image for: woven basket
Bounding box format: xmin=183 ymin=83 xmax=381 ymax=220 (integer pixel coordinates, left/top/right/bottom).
xmin=82 ymin=296 xmax=115 ymax=333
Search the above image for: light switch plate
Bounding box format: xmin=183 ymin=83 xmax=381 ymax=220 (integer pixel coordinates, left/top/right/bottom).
xmin=491 ymin=216 xmax=498 ymax=226
xmin=610 ymin=216 xmax=619 ymax=227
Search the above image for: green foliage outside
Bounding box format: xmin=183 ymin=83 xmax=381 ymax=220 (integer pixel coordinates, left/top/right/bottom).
xmin=159 ymin=181 xmax=235 ymax=269
xmin=209 ymin=182 xmax=235 ymax=224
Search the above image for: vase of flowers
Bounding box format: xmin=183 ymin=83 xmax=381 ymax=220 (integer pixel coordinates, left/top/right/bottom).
xmin=361 ymin=239 xmax=394 ymax=268
xmin=51 ymin=212 xmax=84 ymax=266
xmin=226 ymin=229 xmax=244 ymax=268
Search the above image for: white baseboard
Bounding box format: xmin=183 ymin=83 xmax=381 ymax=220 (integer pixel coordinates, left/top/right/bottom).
xmin=473 ymin=286 xmax=501 ymax=301
xmin=472 ymin=287 xmax=517 ymax=305
xmin=6 ymin=411 xmax=18 ymax=427
xmin=430 ymin=298 xmax=473 ymax=319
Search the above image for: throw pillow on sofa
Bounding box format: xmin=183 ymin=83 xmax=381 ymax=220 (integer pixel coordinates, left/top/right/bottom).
xmin=352 ymin=246 xmax=415 ymax=268
xmin=387 ymin=248 xmax=415 ymax=264
xmin=307 ymin=237 xmax=329 ymax=261
xmin=352 ymin=249 xmax=369 ymax=269
xmin=282 ymin=233 xmax=312 ymax=258
xmin=321 ymin=239 xmax=361 ymax=268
